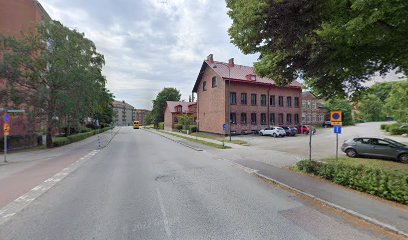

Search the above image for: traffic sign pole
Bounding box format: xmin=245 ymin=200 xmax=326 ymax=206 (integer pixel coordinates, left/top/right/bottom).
xmin=336 ymin=133 xmax=338 ymax=161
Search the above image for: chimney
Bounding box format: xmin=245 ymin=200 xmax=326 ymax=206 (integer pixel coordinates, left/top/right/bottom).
xmin=207 ymin=54 xmax=214 ymax=63
xmin=228 ymin=58 xmax=234 ymax=67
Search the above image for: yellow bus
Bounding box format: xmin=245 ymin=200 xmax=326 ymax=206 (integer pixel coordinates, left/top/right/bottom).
xmin=133 ymin=121 xmax=140 ymax=129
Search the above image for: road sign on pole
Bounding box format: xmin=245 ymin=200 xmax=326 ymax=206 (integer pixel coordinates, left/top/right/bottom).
xmin=3 ymin=123 xmax=10 ymax=136
xmin=334 ymin=126 xmax=342 ymax=134
xmin=223 ymin=123 xmax=228 ymax=131
xmin=4 ymin=114 xmax=9 ymax=123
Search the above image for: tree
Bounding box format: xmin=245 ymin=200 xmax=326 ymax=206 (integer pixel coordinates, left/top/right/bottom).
xmin=358 ymin=94 xmax=386 ymax=122
xmin=226 ymin=0 xmax=408 ymax=98
xmin=385 ymin=81 xmax=408 ymax=123
xmin=151 ymin=88 xmax=181 ymax=127
xmin=324 ymin=98 xmax=354 ymax=126
xmin=177 ymin=114 xmax=193 ymax=130
xmin=0 ymin=20 xmax=110 ymax=146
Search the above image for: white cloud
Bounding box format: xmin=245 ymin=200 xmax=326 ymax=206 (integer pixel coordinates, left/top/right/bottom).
xmin=38 ymin=0 xmax=258 ymax=109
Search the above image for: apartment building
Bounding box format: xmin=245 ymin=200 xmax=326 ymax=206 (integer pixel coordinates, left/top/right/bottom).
xmin=132 ymin=109 xmax=151 ymax=126
xmin=301 ymin=91 xmax=329 ymax=125
xmin=113 ymin=100 xmax=134 ymax=126
xmin=192 ymin=54 xmax=302 ymax=135
xmin=0 ymin=0 xmax=50 ymax=140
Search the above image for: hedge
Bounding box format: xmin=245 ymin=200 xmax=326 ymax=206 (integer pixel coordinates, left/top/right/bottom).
xmin=158 ymin=122 xmax=164 ymax=130
xmin=296 ymin=160 xmax=408 ymax=204
xmin=52 ymin=126 xmax=114 ymax=147
xmin=389 ymin=126 xmax=408 ymax=135
xmin=52 ymin=137 xmax=71 ymax=147
xmin=174 ymin=123 xmax=183 ymax=130
xmin=189 ymin=125 xmax=198 ymax=132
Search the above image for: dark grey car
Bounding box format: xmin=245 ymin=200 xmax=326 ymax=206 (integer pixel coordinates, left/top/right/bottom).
xmin=341 ymin=137 xmax=408 ymax=163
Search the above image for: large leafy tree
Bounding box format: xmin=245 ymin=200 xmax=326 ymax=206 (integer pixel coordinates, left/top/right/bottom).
xmin=226 ymin=0 xmax=408 ymax=98
xmin=385 ymin=81 xmax=408 ymax=123
xmin=358 ymin=94 xmax=386 ymax=122
xmin=0 ymin=20 xmax=111 ymax=146
xmin=324 ymin=98 xmax=354 ymax=126
xmin=151 ymin=88 xmax=181 ymax=127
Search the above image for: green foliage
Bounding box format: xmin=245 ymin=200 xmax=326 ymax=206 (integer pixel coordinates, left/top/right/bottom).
xmin=52 ymin=137 xmax=71 ymax=147
xmin=0 ymin=20 xmax=111 ymax=147
xmin=324 ymin=98 xmax=354 ymax=125
xmin=226 ymin=0 xmax=408 ymax=98
xmin=151 ymin=88 xmax=181 ymax=127
xmin=296 ymin=160 xmax=408 ymax=204
xmin=158 ymin=122 xmax=164 ymax=130
xmin=358 ymin=94 xmax=386 ymax=121
xmin=382 ymin=123 xmax=400 ymax=132
xmin=189 ymin=125 xmax=198 ymax=133
xmin=177 ymin=115 xmax=193 ymax=130
xmin=389 ymin=126 xmax=408 ymax=135
xmin=174 ymin=123 xmax=183 ymax=130
xmin=80 ymin=127 xmax=92 ymax=133
xmin=66 ymin=131 xmax=95 ymax=143
xmin=385 ymin=81 xmax=408 ymax=123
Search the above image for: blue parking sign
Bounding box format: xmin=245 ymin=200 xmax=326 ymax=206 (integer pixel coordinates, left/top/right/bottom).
xmin=223 ymin=124 xmax=228 ymax=131
xmin=4 ymin=114 xmax=9 ymax=123
xmin=334 ymin=126 xmax=342 ymax=134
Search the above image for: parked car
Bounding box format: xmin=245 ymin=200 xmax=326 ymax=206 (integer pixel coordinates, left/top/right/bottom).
xmin=259 ymin=127 xmax=286 ymax=137
xmin=322 ymin=121 xmax=332 ymax=128
xmin=296 ymin=125 xmax=316 ymax=135
xmin=341 ymin=137 xmax=408 ymax=163
xmin=281 ymin=126 xmax=296 ymax=136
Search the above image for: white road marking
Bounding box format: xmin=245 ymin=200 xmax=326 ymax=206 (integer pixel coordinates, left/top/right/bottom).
xmin=156 ymin=188 xmax=172 ymax=239
xmin=0 ymin=148 xmax=102 ymax=226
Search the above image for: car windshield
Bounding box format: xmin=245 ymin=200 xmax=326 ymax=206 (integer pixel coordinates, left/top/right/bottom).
xmin=384 ymin=138 xmax=406 ymax=147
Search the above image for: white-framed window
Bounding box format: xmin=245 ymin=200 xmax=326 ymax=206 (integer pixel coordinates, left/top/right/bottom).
xmin=307 ymin=115 xmax=311 ymax=123
xmin=307 ymin=100 xmax=311 ymax=109
xmin=302 ymin=100 xmax=306 ymax=108
xmin=312 ymin=115 xmax=316 ymax=123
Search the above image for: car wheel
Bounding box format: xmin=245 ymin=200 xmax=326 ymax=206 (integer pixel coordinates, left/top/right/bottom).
xmin=346 ymin=149 xmax=357 ymax=158
xmin=399 ymin=153 xmax=408 ymax=164
xmin=260 ymin=132 xmax=263 ymax=136
xmin=272 ymin=133 xmax=277 ymax=138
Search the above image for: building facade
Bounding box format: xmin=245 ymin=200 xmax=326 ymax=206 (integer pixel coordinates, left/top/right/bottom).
xmin=301 ymin=91 xmax=329 ymax=125
xmin=193 ymin=54 xmax=302 ymax=135
xmin=132 ymin=109 xmax=151 ymax=126
xmin=164 ymin=101 xmax=197 ymax=131
xmin=113 ymin=100 xmax=134 ymax=126
xmin=0 ymin=0 xmax=50 ymax=140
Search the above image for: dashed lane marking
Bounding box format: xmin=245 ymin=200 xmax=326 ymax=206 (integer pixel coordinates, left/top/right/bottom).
xmin=0 ymin=149 xmax=101 ymax=225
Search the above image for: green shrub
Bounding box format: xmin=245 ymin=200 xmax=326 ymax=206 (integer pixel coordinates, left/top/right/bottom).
xmin=174 ymin=123 xmax=183 ymax=130
xmin=158 ymin=122 xmax=164 ymax=130
xmin=389 ymin=127 xmax=408 ymax=135
xmin=380 ymin=124 xmax=387 ymax=130
xmin=384 ymin=123 xmax=400 ymax=132
xmin=52 ymin=137 xmax=71 ymax=147
xmin=189 ymin=125 xmax=198 ymax=133
xmin=296 ymin=160 xmax=408 ymax=204
xmin=67 ymin=131 xmax=95 ymax=143
xmin=80 ymin=127 xmax=92 ymax=133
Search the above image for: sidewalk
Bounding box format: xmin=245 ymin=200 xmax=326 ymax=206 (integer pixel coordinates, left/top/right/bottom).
xmin=159 ymin=129 xmax=242 ymax=149
xmin=235 ymin=159 xmax=408 ymax=237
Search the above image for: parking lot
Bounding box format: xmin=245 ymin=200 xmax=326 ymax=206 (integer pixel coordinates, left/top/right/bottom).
xmin=231 ymin=122 xmax=407 ymax=160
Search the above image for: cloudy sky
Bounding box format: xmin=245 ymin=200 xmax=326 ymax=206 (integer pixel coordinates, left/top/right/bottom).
xmin=38 ymin=0 xmax=258 ymax=109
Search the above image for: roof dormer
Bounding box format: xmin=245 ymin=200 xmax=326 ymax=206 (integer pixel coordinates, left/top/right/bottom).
xmin=246 ymin=74 xmax=257 ymax=81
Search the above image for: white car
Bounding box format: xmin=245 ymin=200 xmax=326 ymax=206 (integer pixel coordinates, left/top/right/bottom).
xmin=259 ymin=127 xmax=286 ymax=137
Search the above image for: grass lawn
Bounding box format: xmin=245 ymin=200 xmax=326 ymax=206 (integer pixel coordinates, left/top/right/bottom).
xmin=164 ymin=132 xmax=231 ymax=149
xmin=191 ymin=132 xmax=248 ymax=146
xmin=320 ymin=157 xmax=408 ymax=175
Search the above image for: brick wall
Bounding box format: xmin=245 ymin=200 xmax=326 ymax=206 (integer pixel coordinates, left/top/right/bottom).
xmin=196 ymin=66 xmax=226 ymax=134
xmin=164 ymin=107 xmax=173 ymax=130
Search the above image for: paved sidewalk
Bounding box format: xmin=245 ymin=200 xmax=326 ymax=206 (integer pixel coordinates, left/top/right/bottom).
xmin=234 ymin=159 xmax=408 ymax=237
xmin=159 ymin=129 xmax=242 ymax=149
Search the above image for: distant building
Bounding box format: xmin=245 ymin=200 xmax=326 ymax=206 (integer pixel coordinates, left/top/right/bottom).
xmin=192 ymin=54 xmax=302 ymax=135
xmin=113 ymin=100 xmax=134 ymax=126
xmin=163 ymin=101 xmax=197 ymax=131
xmin=301 ymin=91 xmax=329 ymax=125
xmin=132 ymin=109 xmax=151 ymax=126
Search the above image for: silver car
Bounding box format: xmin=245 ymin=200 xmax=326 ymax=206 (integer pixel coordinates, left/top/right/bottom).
xmin=341 ymin=137 xmax=408 ymax=163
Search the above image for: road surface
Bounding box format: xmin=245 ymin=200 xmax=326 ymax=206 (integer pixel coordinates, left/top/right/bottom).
xmin=0 ymin=127 xmax=399 ymax=239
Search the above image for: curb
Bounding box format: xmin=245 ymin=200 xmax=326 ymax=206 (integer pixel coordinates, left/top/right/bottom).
xmin=143 ymin=129 xmax=203 ymax=152
xmin=254 ymin=171 xmax=408 ymax=238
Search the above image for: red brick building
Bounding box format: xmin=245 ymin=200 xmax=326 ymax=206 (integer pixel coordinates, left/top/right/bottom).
xmin=0 ymin=0 xmax=50 ymax=139
xmin=301 ymin=91 xmax=329 ymax=125
xmin=132 ymin=109 xmax=151 ymax=126
xmin=163 ymin=101 xmax=197 ymax=130
xmin=192 ymin=54 xmax=302 ymax=135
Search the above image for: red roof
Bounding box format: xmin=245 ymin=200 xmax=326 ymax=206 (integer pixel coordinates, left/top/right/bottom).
xmin=165 ymin=101 xmax=196 ymax=113
xmin=193 ymin=60 xmax=301 ymax=92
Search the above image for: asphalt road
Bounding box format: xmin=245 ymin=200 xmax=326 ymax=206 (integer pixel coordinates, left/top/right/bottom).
xmin=0 ymin=127 xmax=397 ymax=240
